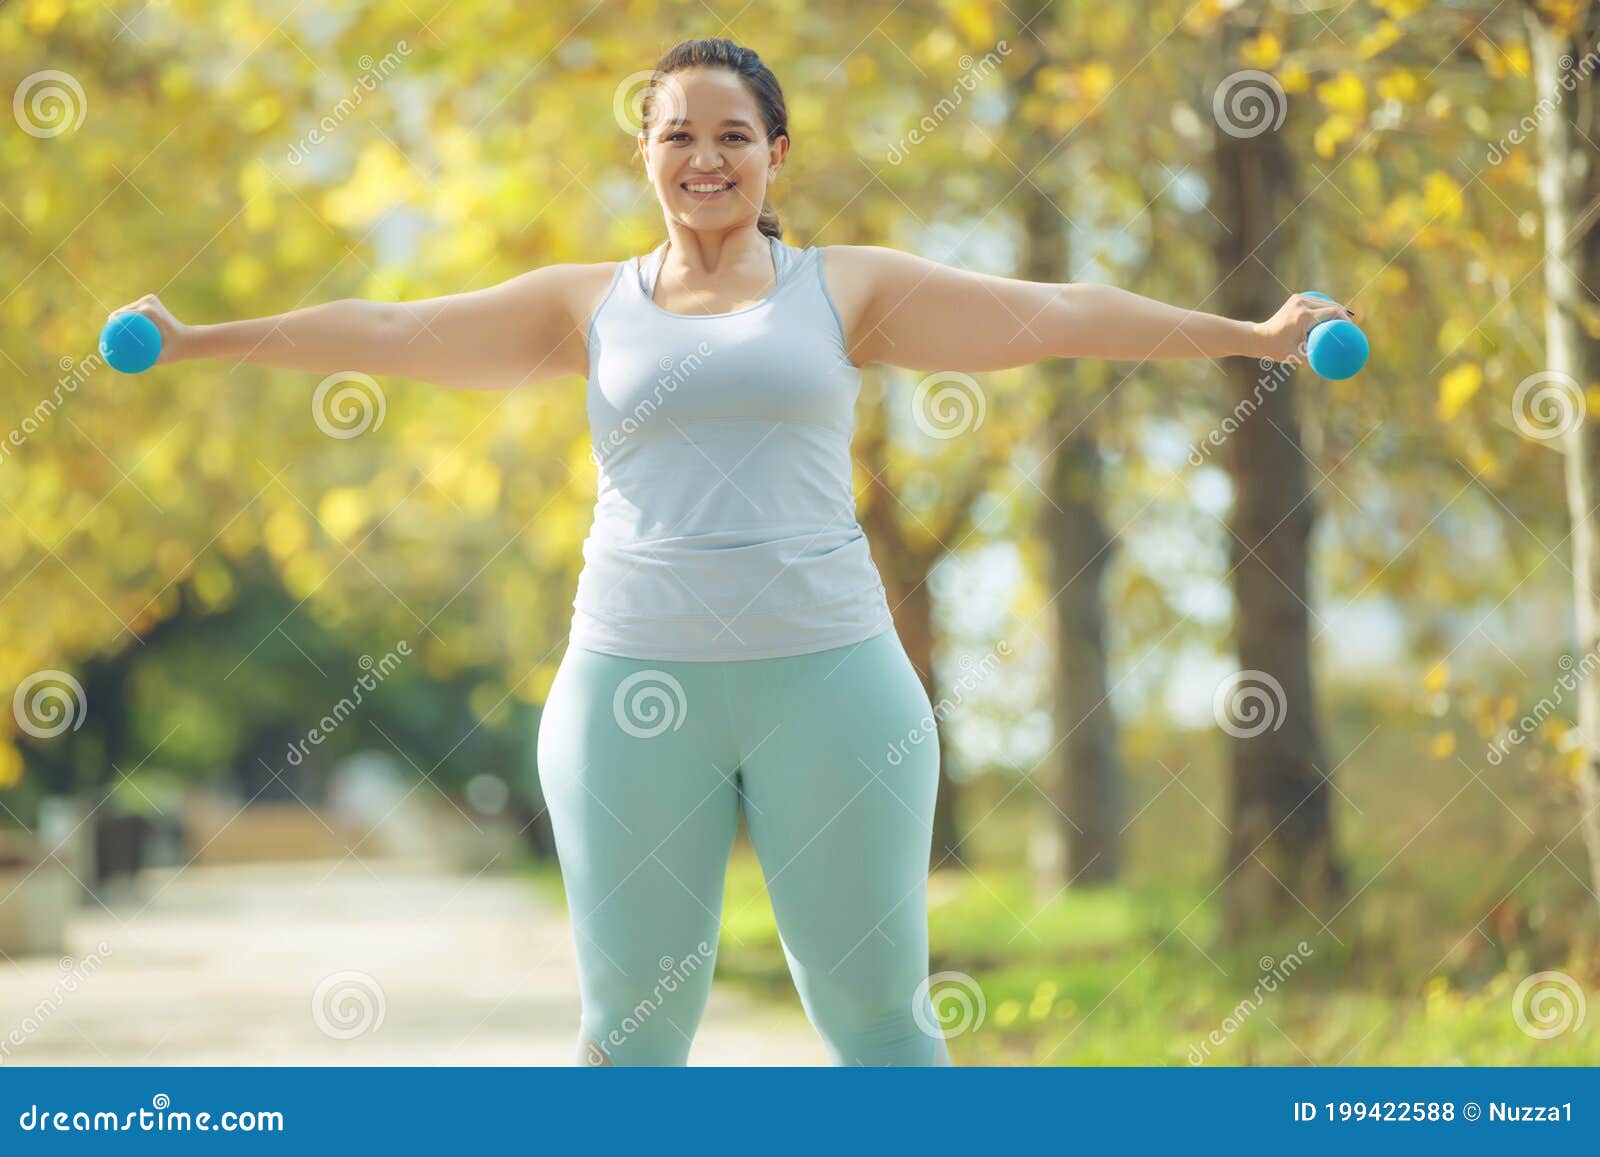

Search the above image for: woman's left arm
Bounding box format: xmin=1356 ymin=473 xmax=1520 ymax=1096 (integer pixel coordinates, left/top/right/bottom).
xmin=825 ymin=245 xmax=1355 ymax=372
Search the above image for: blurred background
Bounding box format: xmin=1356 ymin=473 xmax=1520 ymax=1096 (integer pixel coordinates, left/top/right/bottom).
xmin=1 ymin=0 xmax=1597 ymax=1065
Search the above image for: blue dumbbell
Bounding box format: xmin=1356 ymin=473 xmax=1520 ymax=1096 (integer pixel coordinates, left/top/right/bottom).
xmin=99 ymin=312 xmax=163 ymax=374
xmin=1300 ymin=291 xmax=1367 ymax=380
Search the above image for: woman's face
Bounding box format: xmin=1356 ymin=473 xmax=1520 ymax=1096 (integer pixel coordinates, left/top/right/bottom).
xmin=638 ymin=67 xmax=786 ymax=232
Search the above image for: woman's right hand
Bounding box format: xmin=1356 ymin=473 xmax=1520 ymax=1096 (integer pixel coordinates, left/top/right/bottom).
xmin=106 ymin=294 xmax=196 ymax=365
xmin=1250 ymin=292 xmax=1355 ymax=365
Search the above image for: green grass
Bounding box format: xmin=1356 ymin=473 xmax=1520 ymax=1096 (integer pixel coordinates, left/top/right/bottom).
xmin=525 ymin=706 xmax=1600 ymax=1065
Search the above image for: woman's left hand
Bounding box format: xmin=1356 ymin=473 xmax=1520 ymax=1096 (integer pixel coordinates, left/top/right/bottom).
xmin=1251 ymin=293 xmax=1356 ymax=364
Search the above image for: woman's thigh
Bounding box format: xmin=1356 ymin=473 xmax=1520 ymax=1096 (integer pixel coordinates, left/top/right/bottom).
xmin=536 ymin=646 xmax=741 ymax=1061
xmin=730 ymin=629 xmax=945 ymax=1056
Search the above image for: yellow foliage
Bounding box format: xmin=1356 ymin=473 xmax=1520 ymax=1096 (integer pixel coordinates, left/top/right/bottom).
xmin=318 ymin=487 xmax=369 ymax=543
xmin=1436 ymin=315 xmax=1474 ymax=356
xmin=1317 ymin=71 xmax=1367 ymax=116
xmin=264 ymin=509 xmax=308 ymax=560
xmin=244 ymin=195 xmax=276 ymax=232
xmin=1079 ymin=62 xmax=1114 ymax=103
xmin=22 ymin=187 xmax=51 ymax=229
xmin=994 ymin=999 xmax=1022 ymax=1027
xmin=222 ymin=255 xmax=268 ymax=302
xmin=0 ymin=744 xmax=22 ymax=790
xmin=1314 ymin=114 xmax=1358 ymax=158
xmin=1375 ymin=0 xmax=1428 ymax=15
xmin=1428 ymin=731 xmax=1455 ymax=758
xmin=192 ymin=560 xmax=236 ymax=612
xmin=1376 ymin=68 xmax=1419 ymax=104
xmin=283 ymin=552 xmax=328 ymax=600
xmin=321 ymin=142 xmax=422 ymax=229
xmin=1241 ymin=33 xmax=1281 ymax=70
xmin=241 ymin=95 xmax=283 ymax=134
xmin=952 ymin=0 xmax=996 ymax=47
xmin=1422 ymin=170 xmax=1464 ymax=221
xmin=914 ymin=28 xmax=960 ymax=69
xmin=1356 ymin=21 xmax=1402 ymax=60
xmin=278 ymin=221 xmax=323 ymax=266
xmin=458 ymin=460 xmax=503 ymax=517
xmin=160 ymin=67 xmax=194 ymax=102
xmin=24 ymin=0 xmax=67 ymax=34
xmin=1435 ymin=363 xmax=1482 ymax=420
xmin=1278 ymin=61 xmax=1311 ymax=94
xmin=1423 ymin=661 xmax=1450 ymax=693
xmin=1501 ymin=42 xmax=1531 ymax=78
xmin=1379 ymin=266 xmax=1410 ymax=295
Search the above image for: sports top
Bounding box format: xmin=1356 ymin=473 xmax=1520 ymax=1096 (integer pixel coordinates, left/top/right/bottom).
xmin=569 ymin=234 xmax=894 ymax=661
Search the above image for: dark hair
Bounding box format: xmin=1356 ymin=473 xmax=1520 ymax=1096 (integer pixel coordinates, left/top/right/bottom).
xmin=639 ymin=38 xmax=788 ymax=239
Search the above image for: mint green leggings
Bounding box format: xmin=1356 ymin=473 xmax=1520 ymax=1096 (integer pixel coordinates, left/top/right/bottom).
xmin=536 ymin=627 xmax=951 ymax=1066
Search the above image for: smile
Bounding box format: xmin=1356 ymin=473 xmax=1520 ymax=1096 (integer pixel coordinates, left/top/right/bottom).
xmin=681 ymin=179 xmax=735 ymax=199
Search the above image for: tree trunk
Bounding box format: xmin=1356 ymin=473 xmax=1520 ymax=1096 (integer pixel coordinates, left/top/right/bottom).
xmin=1528 ymin=2 xmax=1600 ymax=919
xmin=1211 ymin=17 xmax=1343 ymax=934
xmin=1011 ymin=8 xmax=1124 ymax=888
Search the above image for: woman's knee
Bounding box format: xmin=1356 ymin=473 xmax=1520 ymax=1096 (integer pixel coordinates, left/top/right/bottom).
xmin=797 ymin=972 xmax=946 ymax=1066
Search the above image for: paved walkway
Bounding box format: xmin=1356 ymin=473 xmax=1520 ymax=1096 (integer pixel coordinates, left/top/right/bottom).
xmin=0 ymin=857 xmax=827 ymax=1066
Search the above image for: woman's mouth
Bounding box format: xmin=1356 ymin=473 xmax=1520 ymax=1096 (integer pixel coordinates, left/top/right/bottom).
xmin=680 ymin=179 xmax=735 ymax=201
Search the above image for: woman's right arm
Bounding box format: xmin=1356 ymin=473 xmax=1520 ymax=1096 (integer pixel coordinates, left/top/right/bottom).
xmin=109 ymin=262 xmax=617 ymax=391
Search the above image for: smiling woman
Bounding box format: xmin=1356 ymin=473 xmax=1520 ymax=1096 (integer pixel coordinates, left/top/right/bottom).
xmin=100 ymin=33 xmax=1355 ymax=1071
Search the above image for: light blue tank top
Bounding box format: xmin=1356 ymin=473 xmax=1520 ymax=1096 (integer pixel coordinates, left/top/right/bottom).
xmin=570 ymin=235 xmax=894 ymax=661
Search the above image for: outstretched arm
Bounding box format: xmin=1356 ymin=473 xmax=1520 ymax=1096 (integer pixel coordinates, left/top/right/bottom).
xmin=104 ymin=262 xmax=614 ymax=391
xmin=824 ymin=246 xmax=1355 ymax=373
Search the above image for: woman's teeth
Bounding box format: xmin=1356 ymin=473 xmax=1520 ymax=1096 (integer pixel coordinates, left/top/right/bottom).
xmin=683 ymin=181 xmax=732 ymax=193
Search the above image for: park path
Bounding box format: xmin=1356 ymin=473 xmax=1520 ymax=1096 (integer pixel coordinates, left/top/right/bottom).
xmin=0 ymin=856 xmax=828 ymax=1066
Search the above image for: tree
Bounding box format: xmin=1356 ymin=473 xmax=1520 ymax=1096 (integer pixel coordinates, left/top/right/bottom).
xmin=1208 ymin=8 xmax=1344 ymax=933
xmin=1525 ymin=0 xmax=1600 ymax=917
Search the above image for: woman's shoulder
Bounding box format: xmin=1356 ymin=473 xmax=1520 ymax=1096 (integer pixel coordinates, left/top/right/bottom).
xmin=532 ymin=259 xmax=632 ymax=330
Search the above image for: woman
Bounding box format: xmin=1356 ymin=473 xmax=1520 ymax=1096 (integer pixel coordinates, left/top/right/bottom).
xmin=112 ymin=37 xmax=1352 ymax=1067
